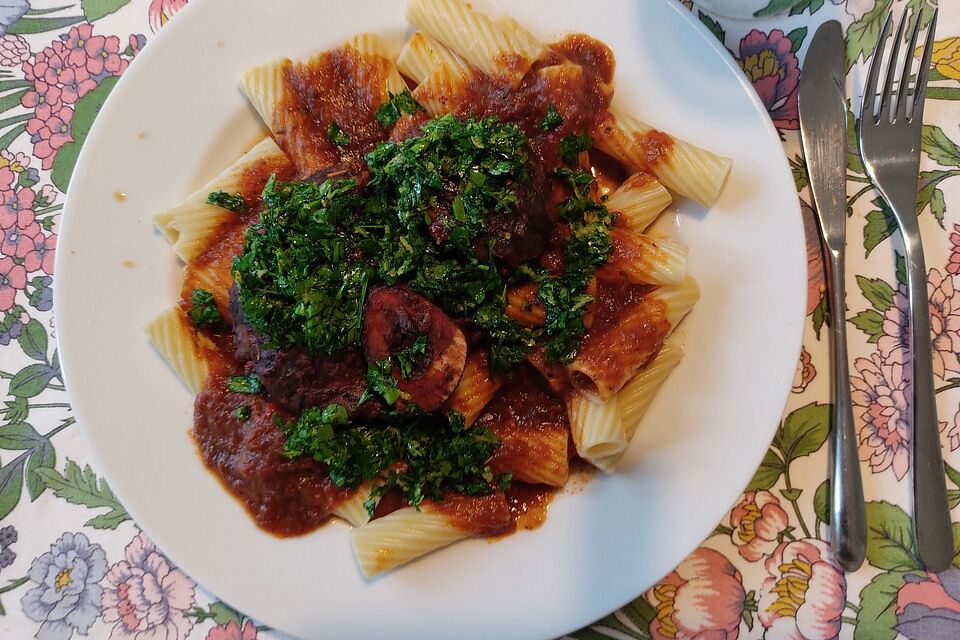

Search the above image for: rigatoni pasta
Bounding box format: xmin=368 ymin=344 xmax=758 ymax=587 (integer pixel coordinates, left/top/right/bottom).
xmin=407 ymin=0 xmax=544 ymax=85
xmin=446 ymin=351 xmax=503 ymax=426
xmin=149 ymin=0 xmax=726 ymax=578
xmin=605 ymin=172 xmax=673 ymax=233
xmin=594 ymin=107 xmax=732 ymax=208
xmin=567 ymin=391 xmax=625 ymax=470
xmin=154 ymin=137 xmax=288 ymax=263
xmin=145 ymin=307 xmax=212 ymax=394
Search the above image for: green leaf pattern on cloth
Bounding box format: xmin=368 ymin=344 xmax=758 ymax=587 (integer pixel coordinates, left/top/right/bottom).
xmin=1 ymin=1 xmax=960 ymax=638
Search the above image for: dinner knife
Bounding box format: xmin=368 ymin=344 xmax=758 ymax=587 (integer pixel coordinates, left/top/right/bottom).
xmin=798 ymin=20 xmax=866 ymax=572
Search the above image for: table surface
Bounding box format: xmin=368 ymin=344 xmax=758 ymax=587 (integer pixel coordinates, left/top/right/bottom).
xmin=1 ymin=1 xmax=959 ymax=639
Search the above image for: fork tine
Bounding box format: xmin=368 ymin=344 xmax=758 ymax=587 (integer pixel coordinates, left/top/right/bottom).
xmin=896 ymin=10 xmax=924 ymax=121
xmin=912 ymin=7 xmax=939 ymax=122
xmin=862 ymin=11 xmax=893 ymax=124
xmin=880 ymin=11 xmax=909 ymax=122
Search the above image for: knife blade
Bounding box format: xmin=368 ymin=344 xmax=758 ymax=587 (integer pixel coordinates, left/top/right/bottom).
xmin=798 ymin=20 xmax=866 ymax=572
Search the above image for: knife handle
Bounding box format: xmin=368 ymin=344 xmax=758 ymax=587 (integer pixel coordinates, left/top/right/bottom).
xmin=826 ymin=247 xmax=867 ymax=572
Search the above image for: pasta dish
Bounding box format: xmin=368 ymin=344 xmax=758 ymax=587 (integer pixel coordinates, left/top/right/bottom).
xmin=146 ymin=0 xmax=730 ymax=577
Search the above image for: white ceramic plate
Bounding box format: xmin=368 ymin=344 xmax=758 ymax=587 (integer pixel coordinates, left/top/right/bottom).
xmin=54 ymin=1 xmax=805 ymax=638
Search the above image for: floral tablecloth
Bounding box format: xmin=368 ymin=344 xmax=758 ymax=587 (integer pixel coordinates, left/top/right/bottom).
xmin=0 ymin=0 xmax=958 ymax=638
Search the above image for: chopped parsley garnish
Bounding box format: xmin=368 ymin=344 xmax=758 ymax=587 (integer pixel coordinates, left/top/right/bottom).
xmin=206 ymin=191 xmax=247 ymax=213
xmin=234 ymin=405 xmax=251 ymax=422
xmin=326 ymin=122 xmax=350 ymax=147
xmin=367 ymin=115 xmax=535 ymax=372
xmin=530 ymin=168 xmax=613 ymax=363
xmin=558 ymin=130 xmax=594 ymax=166
xmin=395 ymin=335 xmax=428 ymax=378
xmin=226 ymin=374 xmax=263 ymax=395
xmin=541 ymin=104 xmax=563 ymax=130
xmin=281 ymin=406 xmax=508 ymax=512
xmin=187 ymin=288 xmax=223 ymax=329
xmin=364 ymin=359 xmax=407 ymax=405
xmin=375 ymin=89 xmax=425 ymax=127
xmin=232 ymin=177 xmax=371 ymax=354
xmin=232 ymin=112 xmax=615 ymax=504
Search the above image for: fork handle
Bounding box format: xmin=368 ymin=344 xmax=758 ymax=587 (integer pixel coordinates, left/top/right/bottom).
xmin=825 ymin=248 xmax=867 ymax=572
xmin=902 ymin=231 xmax=955 ymax=572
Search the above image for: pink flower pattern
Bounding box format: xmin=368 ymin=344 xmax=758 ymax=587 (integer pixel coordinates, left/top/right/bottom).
xmin=102 ymin=532 xmax=197 ymax=640
xmin=20 ymin=24 xmax=135 ymax=169
xmin=729 ymin=491 xmax=791 ymax=562
xmin=647 ymin=547 xmax=745 ymax=640
xmin=206 ymin=620 xmax=258 ymax=640
xmin=928 ymin=269 xmax=960 ymax=379
xmin=0 ymin=34 xmax=29 ymax=67
xmin=793 ymin=346 xmax=816 ymax=393
xmin=851 ymin=352 xmax=911 ymax=479
xmin=149 ymin=0 xmax=189 ymax=33
xmin=737 ymin=29 xmax=800 ymax=129
xmin=0 ymin=255 xmax=26 ymax=311
xmin=758 ymin=540 xmax=845 ymax=640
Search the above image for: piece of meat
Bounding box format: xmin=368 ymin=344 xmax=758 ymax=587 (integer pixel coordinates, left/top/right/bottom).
xmin=487 ymin=181 xmax=553 ymax=267
xmin=253 ymin=346 xmax=380 ymax=417
xmin=362 ymin=286 xmax=467 ymax=411
xmin=228 ymin=285 xmax=265 ymax=364
xmin=228 ymin=285 xmax=383 ymax=418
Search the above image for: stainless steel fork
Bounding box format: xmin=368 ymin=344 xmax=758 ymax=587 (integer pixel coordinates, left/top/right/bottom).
xmin=858 ymin=8 xmax=952 ymax=572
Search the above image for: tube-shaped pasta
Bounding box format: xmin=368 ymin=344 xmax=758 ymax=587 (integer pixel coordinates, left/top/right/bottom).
xmin=350 ymin=505 xmax=468 ymax=577
xmin=407 ymin=0 xmax=544 ymax=86
xmin=656 ymin=275 xmax=701 ymax=329
xmin=239 ymin=61 xmax=288 ymax=132
xmin=619 ymin=331 xmax=685 ymax=441
xmin=597 ymin=229 xmax=687 ymax=286
xmin=478 ymin=373 xmax=570 ymax=486
xmin=593 ymin=107 xmax=732 ymax=208
xmin=594 ymin=333 xmax=686 ymax=472
xmin=525 ymin=348 xmax=568 ymax=395
xmin=145 ymin=307 xmax=212 ymax=394
xmin=350 ymin=493 xmax=511 ymax=576
xmin=568 ymin=276 xmax=698 ymax=401
xmin=345 ymin=33 xmax=409 ymax=94
xmin=397 ymin=31 xmax=470 ymax=84
xmin=240 ymin=34 xmax=406 ymax=169
xmin=181 ymin=226 xmax=246 ymax=312
xmin=488 ymin=422 xmax=569 ymax=486
xmin=412 ymin=63 xmax=470 ymax=116
xmin=154 ymin=137 xmax=287 ymax=263
xmin=446 ymin=351 xmax=503 ymax=426
xmin=332 ymin=482 xmax=377 ymax=527
xmin=567 ymin=391 xmax=625 ymax=470
xmin=605 ymin=172 xmax=672 ymax=233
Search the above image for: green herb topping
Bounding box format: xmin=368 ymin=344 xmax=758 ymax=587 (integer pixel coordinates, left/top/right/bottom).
xmin=187 ymin=288 xmax=223 ymax=329
xmin=234 ymin=405 xmax=251 ymax=422
xmin=226 ymin=374 xmax=263 ymax=395
xmin=232 ymin=115 xmax=535 ymax=371
xmin=281 ymin=406 xmax=509 ymax=512
xmin=228 ymin=112 xmax=615 ymax=505
xmin=395 ymin=335 xmax=428 ymax=378
xmin=375 ymin=89 xmax=425 ymax=128
xmin=232 ymin=177 xmax=370 ymax=354
xmin=326 ymin=122 xmax=350 ymax=147
xmin=524 ymin=168 xmax=614 ymax=364
xmin=558 ymin=130 xmax=594 ymax=167
xmin=206 ymin=191 xmax=247 ymax=213
xmin=364 ymin=359 xmax=407 ymax=405
xmin=541 ymin=104 xmax=563 ymax=130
